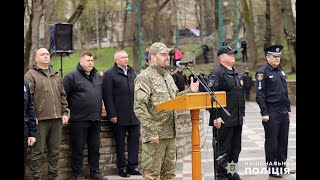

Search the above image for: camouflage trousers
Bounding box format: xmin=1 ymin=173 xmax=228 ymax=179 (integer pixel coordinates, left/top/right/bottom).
xmin=142 ymin=138 xmax=176 ymax=180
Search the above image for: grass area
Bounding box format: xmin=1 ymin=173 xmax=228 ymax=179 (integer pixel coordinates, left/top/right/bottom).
xmin=51 ymin=47 xmax=136 ymax=77
xmin=50 ymin=45 xmax=296 ymax=81
xmin=51 ymin=44 xmax=201 ymax=77
xmin=286 ymin=73 xmax=296 ymax=80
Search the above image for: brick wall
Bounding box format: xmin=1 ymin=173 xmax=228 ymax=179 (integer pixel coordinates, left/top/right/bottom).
xmin=25 ymin=109 xmax=207 ymax=179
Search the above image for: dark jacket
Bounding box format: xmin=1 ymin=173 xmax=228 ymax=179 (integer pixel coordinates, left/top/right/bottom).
xmin=243 ymin=72 xmax=252 ymax=89
xmin=24 ymin=65 xmax=69 ymax=121
xmin=198 ymin=73 xmax=208 ymax=92
xmin=202 ymin=44 xmax=209 ymax=54
xmin=24 ymin=80 xmax=37 ymax=138
xmin=172 ymin=71 xmax=187 ymax=92
xmin=241 ymin=41 xmax=247 ymax=52
xmin=102 ymin=63 xmax=139 ymax=126
xmin=63 ymin=63 xmax=102 ymax=122
xmin=255 ymin=63 xmax=291 ymax=116
xmin=207 ymin=64 xmax=245 ymax=127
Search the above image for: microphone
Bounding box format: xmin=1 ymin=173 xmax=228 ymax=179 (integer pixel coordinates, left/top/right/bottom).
xmin=176 ymin=61 xmax=193 ymax=67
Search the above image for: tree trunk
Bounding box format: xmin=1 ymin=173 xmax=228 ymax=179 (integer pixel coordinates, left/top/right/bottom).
xmin=121 ymin=0 xmax=129 ymax=49
xmin=281 ymin=0 xmax=296 ymax=73
xmin=29 ymin=0 xmax=45 ymax=71
xmin=203 ymin=0 xmax=214 ymax=36
xmin=43 ymin=0 xmax=59 ymax=50
xmin=264 ymin=0 xmax=271 ymax=48
xmin=152 ymin=0 xmax=160 ymax=42
xmin=241 ymin=0 xmax=258 ymax=65
xmin=95 ymin=2 xmax=101 ymax=49
xmin=24 ymin=15 xmax=33 ymax=74
xmin=67 ymin=0 xmax=88 ymax=24
xmin=197 ymin=0 xmax=203 ymax=43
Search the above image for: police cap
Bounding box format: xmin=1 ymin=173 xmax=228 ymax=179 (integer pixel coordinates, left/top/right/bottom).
xmin=217 ymin=46 xmax=237 ymax=56
xmin=264 ymin=45 xmax=283 ymax=56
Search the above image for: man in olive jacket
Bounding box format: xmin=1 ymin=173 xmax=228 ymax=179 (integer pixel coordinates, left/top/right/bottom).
xmin=102 ymin=50 xmax=141 ymax=178
xmin=134 ymin=42 xmax=199 ymax=179
xmin=24 ymin=48 xmax=69 ymax=180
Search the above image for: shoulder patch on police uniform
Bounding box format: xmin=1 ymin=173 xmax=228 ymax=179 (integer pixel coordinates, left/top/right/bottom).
xmin=257 ymin=73 xmax=263 ymax=81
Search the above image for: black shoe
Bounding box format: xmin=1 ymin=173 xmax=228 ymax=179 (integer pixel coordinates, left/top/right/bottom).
xmin=72 ymin=175 xmax=84 ymax=180
xmin=89 ymin=170 xmax=108 ymax=180
xmin=269 ymin=173 xmax=283 ymax=178
xmin=128 ymin=167 xmax=142 ymax=175
xmin=231 ymin=173 xmax=241 ymax=180
xmin=119 ymin=169 xmax=130 ymax=178
xmin=216 ymin=174 xmax=229 ymax=180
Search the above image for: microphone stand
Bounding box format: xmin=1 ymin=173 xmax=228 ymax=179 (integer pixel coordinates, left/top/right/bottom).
xmin=185 ymin=65 xmax=230 ymax=116
xmin=184 ymin=64 xmax=230 ymax=180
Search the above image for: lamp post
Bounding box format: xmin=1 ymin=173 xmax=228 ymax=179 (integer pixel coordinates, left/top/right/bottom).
xmin=126 ymin=0 xmax=142 ymax=69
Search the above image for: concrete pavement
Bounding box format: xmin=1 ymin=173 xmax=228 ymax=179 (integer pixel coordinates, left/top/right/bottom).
xmin=106 ymin=101 xmax=296 ymax=180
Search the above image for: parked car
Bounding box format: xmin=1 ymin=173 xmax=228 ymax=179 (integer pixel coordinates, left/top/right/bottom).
xmin=179 ymin=28 xmax=200 ymax=37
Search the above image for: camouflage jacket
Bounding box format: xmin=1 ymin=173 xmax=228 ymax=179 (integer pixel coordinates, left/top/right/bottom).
xmin=134 ymin=65 xmax=193 ymax=143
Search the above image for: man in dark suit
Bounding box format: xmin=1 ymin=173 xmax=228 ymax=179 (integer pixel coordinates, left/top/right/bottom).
xmin=102 ymin=50 xmax=141 ymax=178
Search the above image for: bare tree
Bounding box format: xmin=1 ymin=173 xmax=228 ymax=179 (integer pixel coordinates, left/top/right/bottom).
xmin=281 ymin=0 xmax=296 ymax=72
xmin=121 ymin=0 xmax=130 ymax=49
xmin=240 ymin=0 xmax=258 ymax=65
xmin=67 ymin=0 xmax=88 ymax=24
xmin=95 ymin=2 xmax=101 ymax=49
xmin=24 ymin=0 xmax=88 ymax=74
xmin=151 ymin=0 xmax=171 ymax=42
xmin=264 ymin=0 xmax=271 ymax=48
xmin=24 ymin=0 xmax=45 ymax=74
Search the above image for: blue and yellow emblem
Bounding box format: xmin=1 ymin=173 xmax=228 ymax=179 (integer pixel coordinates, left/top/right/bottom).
xmin=257 ymin=73 xmax=263 ymax=81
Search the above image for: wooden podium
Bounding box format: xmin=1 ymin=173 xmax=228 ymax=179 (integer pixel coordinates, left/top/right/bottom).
xmin=155 ymin=92 xmax=226 ymax=180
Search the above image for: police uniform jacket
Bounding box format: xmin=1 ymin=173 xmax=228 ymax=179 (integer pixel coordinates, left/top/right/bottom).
xmin=134 ymin=65 xmax=193 ymax=143
xmin=255 ymin=63 xmax=291 ymax=116
xmin=63 ymin=63 xmax=102 ymax=122
xmin=102 ymin=63 xmax=139 ymax=126
xmin=24 ymin=65 xmax=69 ymax=121
xmin=172 ymin=71 xmax=187 ymax=92
xmin=207 ymin=64 xmax=245 ymax=127
xmin=198 ymin=73 xmax=208 ymax=92
xmin=24 ymin=80 xmax=37 ymax=138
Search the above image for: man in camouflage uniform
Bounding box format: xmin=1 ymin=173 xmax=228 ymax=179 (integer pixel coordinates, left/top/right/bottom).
xmin=134 ymin=42 xmax=199 ymax=180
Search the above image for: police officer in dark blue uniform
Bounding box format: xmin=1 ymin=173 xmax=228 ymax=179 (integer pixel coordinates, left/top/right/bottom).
xmin=208 ymin=46 xmax=245 ymax=180
xmin=24 ymin=80 xmax=37 ymax=176
xmin=255 ymin=45 xmax=291 ymax=178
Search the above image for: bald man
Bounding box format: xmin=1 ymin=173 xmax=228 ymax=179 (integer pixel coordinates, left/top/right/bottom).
xmin=25 ymin=48 xmax=69 ymax=180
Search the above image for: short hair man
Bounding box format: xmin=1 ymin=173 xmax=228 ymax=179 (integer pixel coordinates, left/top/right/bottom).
xmin=208 ymin=46 xmax=245 ymax=180
xmin=255 ymin=45 xmax=291 ymax=178
xmin=102 ymin=50 xmax=142 ymax=177
xmin=134 ymin=42 xmax=199 ymax=179
xmin=63 ymin=51 xmax=107 ymax=180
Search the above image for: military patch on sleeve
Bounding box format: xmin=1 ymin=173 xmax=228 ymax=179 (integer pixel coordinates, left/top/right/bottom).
xmin=136 ymin=89 xmax=147 ymax=100
xmin=257 ymin=73 xmax=263 ymax=81
xmin=208 ymin=79 xmax=215 ymax=87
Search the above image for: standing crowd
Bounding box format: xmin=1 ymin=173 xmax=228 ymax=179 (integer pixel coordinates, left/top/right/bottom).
xmin=24 ymin=42 xmax=291 ymax=180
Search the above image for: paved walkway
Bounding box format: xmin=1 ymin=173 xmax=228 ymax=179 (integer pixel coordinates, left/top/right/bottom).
xmin=106 ymin=101 xmax=296 ymax=180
